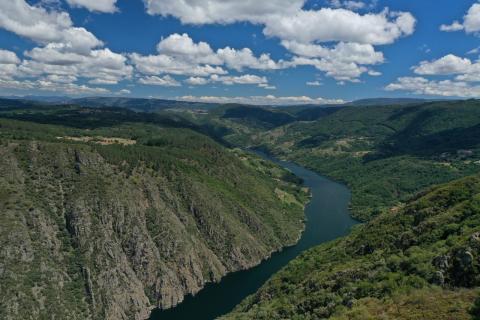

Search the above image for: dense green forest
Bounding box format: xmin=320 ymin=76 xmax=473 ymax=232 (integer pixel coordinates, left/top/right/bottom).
xmin=223 ymin=173 xmax=480 ymax=319
xmin=199 ymin=100 xmax=480 ymax=221
xmin=0 ymin=103 xmax=308 ymax=320
xmin=193 ymin=99 xmax=480 ymax=320
xmin=2 ymin=98 xmax=480 ymax=320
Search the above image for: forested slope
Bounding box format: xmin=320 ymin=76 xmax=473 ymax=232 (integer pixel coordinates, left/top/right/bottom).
xmin=223 ymin=174 xmax=480 ymax=319
xmin=0 ymin=105 xmax=307 ymax=320
xmin=201 ymin=100 xmax=480 ymax=221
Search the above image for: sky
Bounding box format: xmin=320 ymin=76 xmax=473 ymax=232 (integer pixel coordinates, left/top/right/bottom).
xmin=0 ymin=0 xmax=479 ymax=105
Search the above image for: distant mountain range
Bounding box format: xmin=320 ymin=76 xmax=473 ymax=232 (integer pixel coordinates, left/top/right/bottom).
xmin=0 ymin=95 xmax=72 ymax=103
xmin=0 ymin=96 xmax=219 ymax=112
xmin=344 ymin=97 xmax=445 ymax=106
xmin=0 ymin=96 xmax=457 ymax=113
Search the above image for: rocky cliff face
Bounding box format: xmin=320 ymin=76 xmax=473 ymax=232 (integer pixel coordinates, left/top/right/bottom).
xmin=0 ymin=139 xmax=306 ymax=320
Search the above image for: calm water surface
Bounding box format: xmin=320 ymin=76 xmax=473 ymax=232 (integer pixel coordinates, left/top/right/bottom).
xmin=150 ymin=153 xmax=358 ymax=320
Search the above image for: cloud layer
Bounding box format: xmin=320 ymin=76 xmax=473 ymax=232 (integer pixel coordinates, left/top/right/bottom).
xmin=66 ymin=0 xmax=118 ymax=13
xmin=130 ymin=33 xmax=278 ymax=87
xmin=142 ymin=0 xmax=415 ymax=82
xmin=386 ymin=77 xmax=480 ymax=98
xmin=143 ymin=0 xmax=414 ymax=46
xmin=0 ymin=0 xmax=129 ymax=95
xmin=0 ymin=0 xmax=423 ymax=101
xmin=441 ymin=2 xmax=480 ymax=34
xmin=387 ymin=53 xmax=480 ymax=98
xmin=0 ymin=0 xmax=102 ymax=53
xmin=143 ymin=0 xmax=305 ymax=24
xmin=178 ymin=94 xmax=345 ymax=105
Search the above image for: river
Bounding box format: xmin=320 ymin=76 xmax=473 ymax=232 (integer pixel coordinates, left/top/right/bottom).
xmin=150 ymin=153 xmax=358 ymax=320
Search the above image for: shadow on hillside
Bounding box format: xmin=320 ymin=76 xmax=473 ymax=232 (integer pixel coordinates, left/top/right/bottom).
xmin=1 ymin=106 xmax=189 ymax=128
xmin=385 ymin=104 xmax=424 ymax=122
xmin=221 ymin=106 xmax=296 ymax=129
xmin=365 ymin=124 xmax=480 ymax=162
xmin=294 ymin=107 xmax=343 ymax=122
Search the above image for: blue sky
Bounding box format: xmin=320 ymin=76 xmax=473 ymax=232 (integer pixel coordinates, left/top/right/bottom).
xmin=0 ymin=0 xmax=479 ymax=104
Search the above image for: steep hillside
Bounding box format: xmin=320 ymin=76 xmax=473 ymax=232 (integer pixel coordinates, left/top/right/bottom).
xmin=0 ymin=108 xmax=308 ymax=320
xmin=220 ymin=105 xmax=296 ymax=129
xmin=187 ymin=104 xmax=343 ymax=148
xmin=223 ymin=174 xmax=480 ymax=319
xmin=231 ymin=100 xmax=480 ymax=221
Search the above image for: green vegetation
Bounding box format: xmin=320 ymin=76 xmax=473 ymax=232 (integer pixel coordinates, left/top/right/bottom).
xmin=223 ymin=174 xmax=480 ymax=320
xmin=0 ymin=104 xmax=308 ymax=320
xmin=331 ymin=288 xmax=478 ymax=320
xmin=187 ymin=99 xmax=480 ymax=319
xmin=201 ymin=100 xmax=480 ymax=221
xmin=3 ymin=98 xmax=480 ymax=320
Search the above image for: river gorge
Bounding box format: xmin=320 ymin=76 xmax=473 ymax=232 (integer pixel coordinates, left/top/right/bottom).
xmin=151 ymin=154 xmax=358 ymax=320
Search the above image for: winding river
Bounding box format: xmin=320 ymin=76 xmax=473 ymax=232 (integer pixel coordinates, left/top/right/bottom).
xmin=150 ymin=153 xmax=358 ymax=320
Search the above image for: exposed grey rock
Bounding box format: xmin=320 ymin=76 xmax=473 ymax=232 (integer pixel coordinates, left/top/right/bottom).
xmin=457 ymin=250 xmax=474 ymax=267
xmin=0 ymin=141 xmax=305 ymax=320
xmin=470 ymin=232 xmax=480 ymax=244
xmin=433 ymin=255 xmax=450 ymax=270
xmin=432 ymin=271 xmax=445 ymax=286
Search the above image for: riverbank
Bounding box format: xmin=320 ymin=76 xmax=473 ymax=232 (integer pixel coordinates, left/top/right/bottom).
xmin=150 ymin=153 xmax=358 ymax=320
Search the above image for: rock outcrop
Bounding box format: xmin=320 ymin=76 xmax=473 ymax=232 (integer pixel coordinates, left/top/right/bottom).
xmin=0 ymin=140 xmax=306 ymax=320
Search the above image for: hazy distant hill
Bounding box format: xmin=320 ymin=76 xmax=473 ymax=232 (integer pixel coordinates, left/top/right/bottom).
xmin=1 ymin=96 xmax=452 ymax=112
xmin=0 ymin=98 xmax=49 ymax=109
xmin=0 ymin=96 xmax=220 ymax=113
xmin=69 ymin=97 xmax=219 ymax=112
xmin=345 ymin=98 xmax=443 ymax=106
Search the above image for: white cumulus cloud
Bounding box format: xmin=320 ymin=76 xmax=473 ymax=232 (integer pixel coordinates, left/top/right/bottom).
xmin=329 ymin=0 xmax=366 ymax=11
xmin=386 ymin=76 xmax=480 ymax=98
xmin=156 ymin=33 xmax=220 ymax=65
xmin=21 ymin=44 xmax=133 ymax=85
xmin=130 ymin=52 xmax=227 ymax=77
xmin=0 ymin=0 xmax=102 ymax=53
xmin=387 ymin=52 xmax=480 ymax=98
xmin=143 ymin=0 xmax=414 ymax=46
xmin=142 ymin=2 xmax=415 ymax=82
xmin=0 ymin=49 xmax=20 ymax=65
xmin=130 ymin=33 xmax=283 ymax=83
xmin=185 ymin=77 xmax=210 ymax=86
xmin=262 ymin=9 xmax=415 ymax=45
xmin=184 ymin=74 xmax=274 ymax=88
xmin=440 ymin=2 xmax=480 ymax=34
xmin=0 ymin=0 xmax=131 ymax=94
xmin=413 ymin=54 xmax=473 ymax=75
xmin=0 ymin=77 xmax=111 ymax=95
xmin=138 ymin=75 xmax=181 ymax=87
xmin=281 ymin=41 xmax=383 ymax=81
xmin=440 ymin=21 xmax=464 ymax=32
xmin=210 ymin=74 xmax=268 ymax=86
xmin=216 ymin=47 xmax=281 ymax=71
xmin=66 ymin=0 xmax=118 ymax=13
xmin=143 ymin=0 xmax=305 ymax=24
xmin=306 ymin=81 xmax=322 ymax=86
xmin=178 ymin=94 xmax=345 ymax=105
